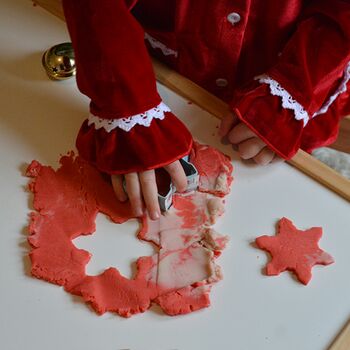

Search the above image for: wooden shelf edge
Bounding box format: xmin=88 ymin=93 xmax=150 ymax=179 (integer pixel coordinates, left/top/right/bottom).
xmin=34 ymin=0 xmax=65 ymax=21
xmin=328 ymin=319 xmax=350 ymax=350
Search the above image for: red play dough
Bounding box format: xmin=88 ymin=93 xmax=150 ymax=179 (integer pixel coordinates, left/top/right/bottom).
xmin=190 ymin=141 xmax=233 ymax=197
xmin=26 ymin=144 xmax=233 ymax=317
xmin=255 ymin=217 xmax=334 ymax=285
xmin=156 ymin=284 xmax=211 ymax=316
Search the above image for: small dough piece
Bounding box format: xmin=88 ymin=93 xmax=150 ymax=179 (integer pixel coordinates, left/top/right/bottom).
xmin=190 ymin=142 xmax=233 ymax=197
xmin=156 ymin=285 xmax=212 ymax=316
xmin=255 ymin=217 xmax=334 ymax=285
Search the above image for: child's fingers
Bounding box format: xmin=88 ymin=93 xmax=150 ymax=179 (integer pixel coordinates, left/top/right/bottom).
xmin=219 ymin=112 xmax=238 ymax=137
xmin=139 ymin=170 xmax=160 ymax=220
xmin=228 ymin=123 xmax=256 ymax=144
xmin=238 ymin=137 xmax=266 ymax=159
xmin=164 ymin=160 xmax=187 ymax=193
xmin=111 ymin=174 xmax=128 ymax=202
xmin=253 ymin=147 xmax=275 ymax=165
xmin=125 ymin=172 xmax=143 ymax=217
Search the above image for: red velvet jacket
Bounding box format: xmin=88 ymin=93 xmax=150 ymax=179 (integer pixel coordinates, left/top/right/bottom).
xmin=62 ymin=0 xmax=350 ymax=174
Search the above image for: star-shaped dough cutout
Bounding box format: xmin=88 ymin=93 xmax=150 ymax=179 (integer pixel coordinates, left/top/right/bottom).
xmin=255 ymin=218 xmax=334 ymax=285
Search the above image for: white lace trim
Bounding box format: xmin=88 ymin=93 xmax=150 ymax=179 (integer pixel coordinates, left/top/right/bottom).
xmin=88 ymin=102 xmax=171 ymax=132
xmin=313 ymin=61 xmax=350 ymax=117
xmin=144 ymin=33 xmax=178 ymax=57
xmin=256 ymin=75 xmax=310 ymax=126
xmin=257 ymin=61 xmax=350 ymax=126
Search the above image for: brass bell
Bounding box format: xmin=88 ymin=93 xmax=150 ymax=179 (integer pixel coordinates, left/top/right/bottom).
xmin=42 ymin=42 xmax=76 ymax=80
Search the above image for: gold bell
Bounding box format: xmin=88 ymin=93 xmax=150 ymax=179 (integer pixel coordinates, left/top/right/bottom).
xmin=42 ymin=42 xmax=76 ymax=80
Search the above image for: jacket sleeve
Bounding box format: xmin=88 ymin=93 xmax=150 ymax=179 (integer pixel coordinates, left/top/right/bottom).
xmin=62 ymin=0 xmax=193 ymax=174
xmin=231 ymin=0 xmax=350 ymax=158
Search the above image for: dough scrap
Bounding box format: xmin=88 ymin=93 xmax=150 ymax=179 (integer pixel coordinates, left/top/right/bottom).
xmin=26 ymin=144 xmax=233 ymax=317
xmin=190 ymin=141 xmax=233 ymax=197
xmin=255 ymin=217 xmax=334 ymax=285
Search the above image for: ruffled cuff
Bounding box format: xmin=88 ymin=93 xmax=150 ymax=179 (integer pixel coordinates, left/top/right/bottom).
xmin=76 ymin=103 xmax=193 ymax=174
xmin=232 ymin=65 xmax=350 ymax=159
xmin=231 ymin=81 xmax=304 ymax=160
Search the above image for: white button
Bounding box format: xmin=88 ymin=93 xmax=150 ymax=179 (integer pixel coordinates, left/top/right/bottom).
xmin=227 ymin=12 xmax=241 ymax=25
xmin=216 ymin=78 xmax=228 ymax=87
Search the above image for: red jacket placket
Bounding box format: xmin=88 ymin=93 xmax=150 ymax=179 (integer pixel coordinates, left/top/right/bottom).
xmin=134 ymin=0 xmax=350 ymax=158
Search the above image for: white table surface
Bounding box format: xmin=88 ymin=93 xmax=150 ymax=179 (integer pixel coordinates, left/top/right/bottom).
xmin=1 ymin=1 xmax=349 ymax=349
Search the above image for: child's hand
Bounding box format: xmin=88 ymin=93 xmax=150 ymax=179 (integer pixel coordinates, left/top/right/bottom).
xmin=111 ymin=161 xmax=187 ymax=220
xmin=219 ymin=112 xmax=277 ymax=165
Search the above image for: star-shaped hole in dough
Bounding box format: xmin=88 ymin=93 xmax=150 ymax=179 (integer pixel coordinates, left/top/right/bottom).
xmin=255 ymin=217 xmax=334 ymax=285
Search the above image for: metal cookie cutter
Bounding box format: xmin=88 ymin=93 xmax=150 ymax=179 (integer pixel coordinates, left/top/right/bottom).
xmin=157 ymin=156 xmax=199 ymax=212
xmin=123 ymin=156 xmax=199 ymax=212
